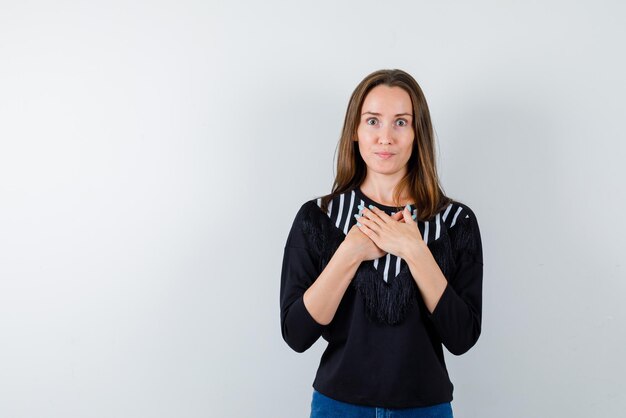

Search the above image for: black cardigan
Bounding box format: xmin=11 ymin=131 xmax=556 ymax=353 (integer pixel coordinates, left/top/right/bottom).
xmin=279 ymin=186 xmax=483 ymax=408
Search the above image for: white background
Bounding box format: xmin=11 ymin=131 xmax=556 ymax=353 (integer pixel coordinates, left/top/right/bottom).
xmin=1 ymin=1 xmax=625 ymax=417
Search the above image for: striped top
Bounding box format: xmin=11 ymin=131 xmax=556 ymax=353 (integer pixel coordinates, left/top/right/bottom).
xmin=316 ymin=186 xmax=469 ymax=283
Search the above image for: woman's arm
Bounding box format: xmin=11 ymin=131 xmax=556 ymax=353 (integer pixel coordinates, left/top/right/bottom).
xmin=280 ymin=201 xmax=401 ymax=352
xmin=405 ymin=209 xmax=483 ymax=356
xmin=280 ymin=237 xmax=362 ymax=352
xmin=280 ymin=202 xmax=362 ymax=353
xmin=302 ymin=242 xmax=361 ymax=326
xmin=404 ymin=242 xmax=449 ymax=314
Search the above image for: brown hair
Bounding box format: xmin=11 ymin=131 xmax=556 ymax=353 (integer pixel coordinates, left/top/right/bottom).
xmin=319 ymin=69 xmax=452 ymax=221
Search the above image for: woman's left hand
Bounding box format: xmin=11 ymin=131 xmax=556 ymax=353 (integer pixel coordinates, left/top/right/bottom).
xmin=356 ymin=205 xmax=425 ymax=259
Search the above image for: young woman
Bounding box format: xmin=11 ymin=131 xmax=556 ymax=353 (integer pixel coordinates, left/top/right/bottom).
xmin=279 ymin=69 xmax=483 ymax=417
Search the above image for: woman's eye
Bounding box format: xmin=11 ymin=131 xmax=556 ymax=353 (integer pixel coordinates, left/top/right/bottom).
xmin=366 ymin=118 xmax=378 ymax=126
xmin=396 ymin=119 xmax=407 ymax=127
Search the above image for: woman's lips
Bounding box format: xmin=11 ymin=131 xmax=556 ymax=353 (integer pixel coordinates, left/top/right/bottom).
xmin=375 ymin=152 xmax=394 ymax=160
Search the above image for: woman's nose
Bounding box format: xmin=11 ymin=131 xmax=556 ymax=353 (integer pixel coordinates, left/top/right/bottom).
xmin=378 ymin=125 xmax=393 ymax=144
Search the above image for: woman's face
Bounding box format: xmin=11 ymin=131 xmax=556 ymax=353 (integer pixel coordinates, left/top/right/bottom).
xmin=356 ymin=85 xmax=415 ymax=178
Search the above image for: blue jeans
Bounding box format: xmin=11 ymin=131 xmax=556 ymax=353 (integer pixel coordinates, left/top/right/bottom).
xmin=310 ymin=389 xmax=454 ymax=418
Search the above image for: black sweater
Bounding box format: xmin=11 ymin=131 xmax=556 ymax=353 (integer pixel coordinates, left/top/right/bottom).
xmin=279 ymin=186 xmax=483 ymax=408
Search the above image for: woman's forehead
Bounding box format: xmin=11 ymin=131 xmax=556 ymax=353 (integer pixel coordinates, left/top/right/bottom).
xmin=362 ymin=85 xmax=412 ymax=114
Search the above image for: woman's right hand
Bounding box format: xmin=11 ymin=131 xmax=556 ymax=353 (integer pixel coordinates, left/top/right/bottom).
xmin=342 ymin=210 xmax=404 ymax=262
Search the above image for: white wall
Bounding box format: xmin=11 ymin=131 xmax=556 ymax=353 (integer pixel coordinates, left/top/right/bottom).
xmin=1 ymin=1 xmax=625 ymax=417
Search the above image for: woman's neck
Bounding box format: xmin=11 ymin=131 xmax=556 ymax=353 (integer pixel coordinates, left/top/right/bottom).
xmin=359 ymin=179 xmax=413 ymax=207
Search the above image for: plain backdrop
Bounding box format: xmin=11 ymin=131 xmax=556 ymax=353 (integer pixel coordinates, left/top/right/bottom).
xmin=1 ymin=1 xmax=625 ymax=417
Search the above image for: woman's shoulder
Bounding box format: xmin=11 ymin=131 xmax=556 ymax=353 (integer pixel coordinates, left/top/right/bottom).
xmin=447 ymin=198 xmax=477 ymax=215
xmin=289 ymin=193 xmax=348 ymax=257
xmin=292 ymin=195 xmax=328 ymax=221
xmin=441 ymin=198 xmax=482 ymax=260
xmin=285 ymin=194 xmax=335 ymax=248
xmin=433 ymin=197 xmax=479 ymax=230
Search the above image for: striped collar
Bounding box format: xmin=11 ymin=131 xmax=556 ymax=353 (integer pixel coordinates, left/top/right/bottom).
xmin=316 ymin=187 xmax=468 ymax=283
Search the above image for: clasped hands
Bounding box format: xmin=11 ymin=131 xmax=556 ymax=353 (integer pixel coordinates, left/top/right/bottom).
xmin=353 ymin=203 xmax=426 ymax=261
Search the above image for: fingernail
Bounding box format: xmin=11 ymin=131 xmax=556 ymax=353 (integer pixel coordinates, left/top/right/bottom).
xmin=357 ymin=203 xmax=364 ymax=210
xmin=412 ymin=214 xmax=417 ymax=220
xmin=353 ymin=214 xmax=361 ymax=219
xmin=356 ymin=222 xmax=362 ymax=226
xmin=368 ymin=204 xmax=374 ymax=210
xmin=405 ymin=204 xmax=411 ymax=211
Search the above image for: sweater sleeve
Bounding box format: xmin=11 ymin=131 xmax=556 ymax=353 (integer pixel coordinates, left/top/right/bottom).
xmin=279 ymin=201 xmax=325 ymax=353
xmin=427 ymin=205 xmax=483 ymax=356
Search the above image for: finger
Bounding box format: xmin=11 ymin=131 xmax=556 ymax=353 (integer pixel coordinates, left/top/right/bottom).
xmin=408 ymin=210 xmax=424 ymax=240
xmin=401 ymin=205 xmax=417 ymax=222
xmin=355 ymin=217 xmax=378 ymax=241
xmin=403 ymin=206 xmax=413 ymax=223
xmin=389 ymin=211 xmax=402 ymax=223
xmin=354 ymin=213 xmax=381 ymax=235
xmin=366 ymin=205 xmax=391 ymax=223
xmin=356 ymin=205 xmax=378 ymax=224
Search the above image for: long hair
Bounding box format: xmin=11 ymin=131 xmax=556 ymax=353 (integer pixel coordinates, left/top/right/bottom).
xmin=319 ymin=69 xmax=452 ymax=221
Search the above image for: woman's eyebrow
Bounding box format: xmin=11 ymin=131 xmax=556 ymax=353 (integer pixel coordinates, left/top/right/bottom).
xmin=361 ymin=111 xmax=413 ymax=117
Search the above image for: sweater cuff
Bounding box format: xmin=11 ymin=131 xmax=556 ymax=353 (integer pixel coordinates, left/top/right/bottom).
xmin=291 ymin=294 xmax=325 ymax=332
xmin=428 ymin=281 xmax=453 ymax=320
